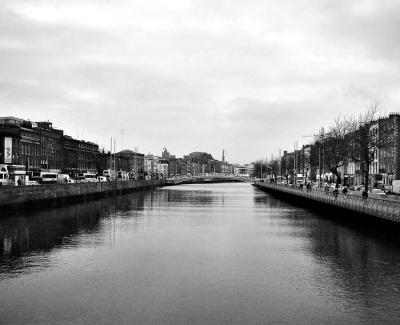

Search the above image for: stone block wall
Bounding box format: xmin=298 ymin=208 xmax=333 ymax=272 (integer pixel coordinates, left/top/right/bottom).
xmin=0 ymin=180 xmax=164 ymax=209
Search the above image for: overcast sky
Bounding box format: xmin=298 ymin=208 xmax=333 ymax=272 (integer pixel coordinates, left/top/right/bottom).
xmin=1 ymin=0 xmax=399 ymax=164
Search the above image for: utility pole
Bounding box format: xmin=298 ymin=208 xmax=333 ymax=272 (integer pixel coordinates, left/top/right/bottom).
xmin=134 ymin=145 xmax=137 ymax=178
xmin=318 ymin=133 xmax=321 ymax=187
xmin=321 ymin=127 xmax=325 ymax=184
xmin=279 ymin=149 xmax=281 ymax=181
xmin=293 ymin=142 xmax=296 ymax=184
xmin=110 ymin=138 xmax=112 ymax=172
xmin=113 ymin=138 xmax=116 ymax=174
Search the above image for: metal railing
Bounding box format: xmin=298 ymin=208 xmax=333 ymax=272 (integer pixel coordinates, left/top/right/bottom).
xmin=255 ymin=182 xmax=400 ymax=223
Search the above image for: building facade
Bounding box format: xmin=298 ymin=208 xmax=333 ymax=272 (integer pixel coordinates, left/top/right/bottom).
xmin=0 ymin=117 xmax=101 ymax=175
xmin=63 ymin=135 xmax=99 ymax=174
xmin=0 ymin=117 xmax=63 ymax=170
xmin=115 ymin=150 xmax=145 ymax=174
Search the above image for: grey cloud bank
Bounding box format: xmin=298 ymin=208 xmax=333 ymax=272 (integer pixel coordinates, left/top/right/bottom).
xmin=1 ymin=0 xmax=399 ymax=163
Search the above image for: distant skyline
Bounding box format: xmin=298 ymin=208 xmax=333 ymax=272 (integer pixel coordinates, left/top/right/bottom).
xmin=1 ymin=0 xmax=400 ymax=164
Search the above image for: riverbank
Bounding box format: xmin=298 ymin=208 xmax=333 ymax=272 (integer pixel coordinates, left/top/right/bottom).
xmin=0 ymin=179 xmax=164 ymax=214
xmin=165 ymin=175 xmax=250 ymax=185
xmin=254 ymin=181 xmax=400 ymax=224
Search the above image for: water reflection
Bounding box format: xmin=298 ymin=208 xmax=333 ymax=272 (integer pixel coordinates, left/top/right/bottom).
xmin=158 ymin=187 xmax=223 ymax=205
xmin=0 ymin=192 xmax=147 ymax=278
xmin=305 ymin=217 xmax=400 ymax=318
xmin=1 ymin=183 xmax=400 ymax=324
xmin=254 ymin=187 xmax=400 ymax=321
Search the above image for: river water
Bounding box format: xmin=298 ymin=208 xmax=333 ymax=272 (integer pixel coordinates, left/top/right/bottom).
xmin=1 ymin=183 xmax=400 ymax=324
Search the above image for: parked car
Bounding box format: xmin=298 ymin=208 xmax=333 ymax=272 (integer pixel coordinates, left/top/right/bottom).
xmin=381 ymin=184 xmax=393 ymax=194
xmin=328 ymin=184 xmax=337 ymax=191
xmin=370 ymin=188 xmax=386 ymax=196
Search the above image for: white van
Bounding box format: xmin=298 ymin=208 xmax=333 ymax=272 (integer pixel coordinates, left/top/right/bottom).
xmin=57 ymin=174 xmax=70 ymax=183
xmin=83 ymin=173 xmax=97 ymax=182
xmin=40 ymin=172 xmax=58 ymax=184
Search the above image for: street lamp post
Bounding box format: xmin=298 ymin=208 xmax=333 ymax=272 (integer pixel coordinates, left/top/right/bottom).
xmin=321 ymin=127 xmax=325 ymax=185
xmin=46 ymin=140 xmax=54 ymax=170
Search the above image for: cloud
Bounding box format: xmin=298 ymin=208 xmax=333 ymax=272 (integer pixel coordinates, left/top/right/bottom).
xmin=0 ymin=0 xmax=399 ymax=163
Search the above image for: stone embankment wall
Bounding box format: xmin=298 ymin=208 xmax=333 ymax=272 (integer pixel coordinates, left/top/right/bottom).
xmin=0 ymin=180 xmax=164 ymax=209
xmin=165 ymin=176 xmax=249 ymax=185
xmin=254 ymin=182 xmax=400 ymax=223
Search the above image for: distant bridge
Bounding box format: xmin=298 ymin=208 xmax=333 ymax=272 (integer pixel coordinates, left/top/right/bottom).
xmin=165 ymin=175 xmax=252 ymax=186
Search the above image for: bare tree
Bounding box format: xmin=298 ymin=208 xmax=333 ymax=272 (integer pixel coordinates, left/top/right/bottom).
xmin=252 ymin=160 xmax=268 ymax=178
xmin=323 ymin=115 xmax=352 ymax=188
xmin=267 ymin=158 xmax=280 ymax=180
xmin=308 ymin=141 xmax=320 ymax=182
xmin=347 ymin=102 xmax=394 ymax=193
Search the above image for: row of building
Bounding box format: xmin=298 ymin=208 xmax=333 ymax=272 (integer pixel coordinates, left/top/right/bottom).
xmin=0 ymin=116 xmax=145 ymax=177
xmin=279 ymin=113 xmax=400 ymax=187
xmin=143 ymin=149 xmax=236 ymax=178
xmin=0 ymin=116 xmax=237 ymax=179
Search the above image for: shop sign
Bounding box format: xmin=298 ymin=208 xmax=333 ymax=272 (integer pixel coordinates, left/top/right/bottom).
xmin=4 ymin=137 xmax=12 ymax=163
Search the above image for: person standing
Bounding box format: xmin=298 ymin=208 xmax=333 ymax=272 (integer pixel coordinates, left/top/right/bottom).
xmin=362 ymin=190 xmax=368 ymax=200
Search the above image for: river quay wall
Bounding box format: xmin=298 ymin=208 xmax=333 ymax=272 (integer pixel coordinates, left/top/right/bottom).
xmin=0 ymin=180 xmax=164 ymax=212
xmin=254 ymin=181 xmax=400 ymax=223
xmin=165 ymin=176 xmax=250 ymax=185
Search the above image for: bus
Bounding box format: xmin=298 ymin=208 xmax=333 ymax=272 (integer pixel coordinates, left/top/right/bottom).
xmin=0 ymin=164 xmax=26 ymax=185
xmin=0 ymin=166 xmax=10 ymax=185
